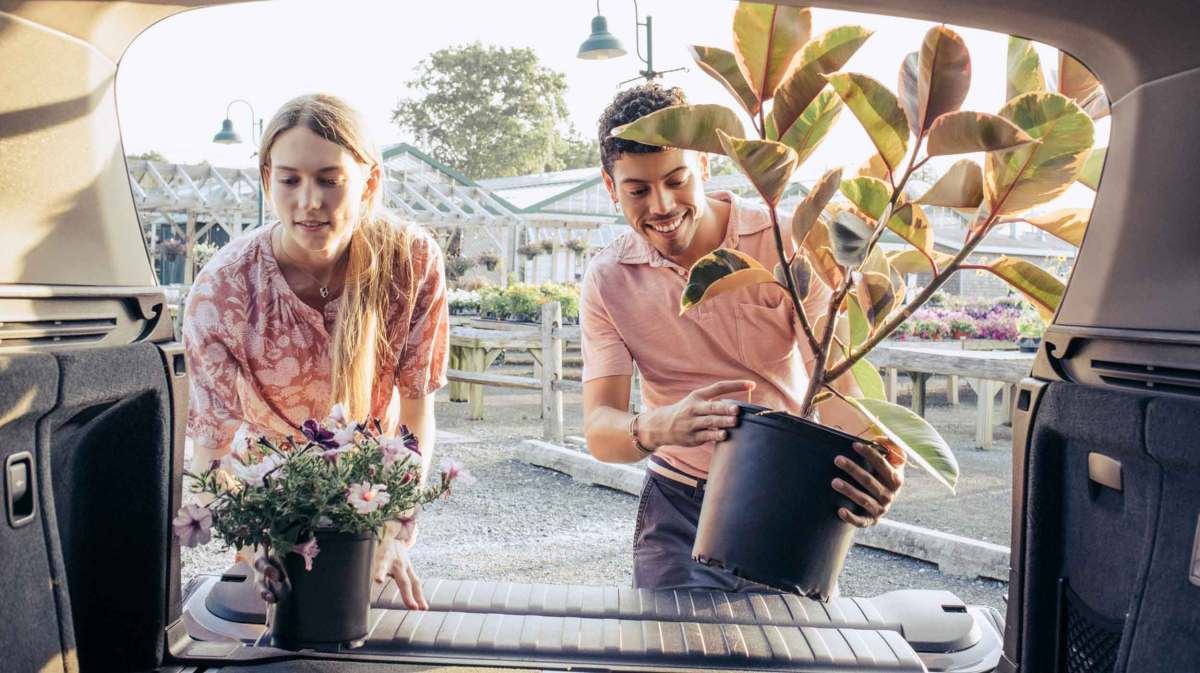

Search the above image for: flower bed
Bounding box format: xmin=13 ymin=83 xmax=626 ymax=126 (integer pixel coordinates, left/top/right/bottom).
xmin=455 ymin=282 xmax=580 ymax=323
xmin=892 ymin=297 xmax=1043 ymax=343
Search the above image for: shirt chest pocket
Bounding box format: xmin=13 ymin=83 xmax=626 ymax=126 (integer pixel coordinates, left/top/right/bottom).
xmin=735 ymin=300 xmax=797 ymax=371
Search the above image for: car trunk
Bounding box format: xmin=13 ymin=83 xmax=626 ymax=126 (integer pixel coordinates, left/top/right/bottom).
xmin=2 ymin=1 xmax=1199 ymax=672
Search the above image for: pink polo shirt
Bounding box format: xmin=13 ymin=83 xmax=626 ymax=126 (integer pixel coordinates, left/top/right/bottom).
xmin=581 ymin=191 xmax=859 ymax=479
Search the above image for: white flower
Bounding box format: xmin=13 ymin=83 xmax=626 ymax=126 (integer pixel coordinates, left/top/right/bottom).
xmin=230 ymin=424 xmax=255 ymax=462
xmin=332 ymin=423 xmax=358 ymax=447
xmin=347 ymin=482 xmax=390 ymax=514
xmin=172 ymin=504 xmax=212 ymax=547
xmin=378 ymin=436 xmax=417 ymax=467
xmin=323 ymin=403 xmax=348 ymax=429
xmin=229 ymin=453 xmax=282 ymax=487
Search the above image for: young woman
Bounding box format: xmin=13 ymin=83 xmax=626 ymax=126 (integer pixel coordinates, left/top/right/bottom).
xmin=183 ymin=93 xmax=449 ymax=610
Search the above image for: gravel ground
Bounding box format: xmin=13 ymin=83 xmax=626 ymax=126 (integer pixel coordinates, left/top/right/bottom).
xmin=182 ymin=363 xmax=1011 ymax=615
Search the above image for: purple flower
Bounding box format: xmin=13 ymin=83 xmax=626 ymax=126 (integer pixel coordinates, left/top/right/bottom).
xmin=295 ymin=536 xmax=320 ymax=571
xmin=301 ymin=420 xmax=338 ymax=449
xmin=172 ymin=504 xmax=212 ymax=547
xmin=397 ymin=425 xmax=421 ymax=456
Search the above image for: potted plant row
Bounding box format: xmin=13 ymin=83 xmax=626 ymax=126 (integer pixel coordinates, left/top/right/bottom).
xmin=613 ymin=2 xmax=1106 ymax=598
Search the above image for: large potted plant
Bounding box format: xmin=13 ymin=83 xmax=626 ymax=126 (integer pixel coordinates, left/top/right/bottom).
xmin=613 ymin=3 xmax=1105 ymax=598
xmin=173 ymin=405 xmax=470 ymax=649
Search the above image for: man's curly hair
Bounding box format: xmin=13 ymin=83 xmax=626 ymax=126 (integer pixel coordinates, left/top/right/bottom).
xmin=598 ymin=83 xmax=688 ymax=175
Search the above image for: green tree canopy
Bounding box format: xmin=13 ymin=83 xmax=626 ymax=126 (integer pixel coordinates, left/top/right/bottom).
xmin=392 ymin=43 xmax=598 ymax=180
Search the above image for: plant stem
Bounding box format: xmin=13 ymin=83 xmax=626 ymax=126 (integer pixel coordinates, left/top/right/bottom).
xmin=769 ymin=204 xmax=821 ymax=355
xmin=798 ymin=138 xmax=926 ymax=418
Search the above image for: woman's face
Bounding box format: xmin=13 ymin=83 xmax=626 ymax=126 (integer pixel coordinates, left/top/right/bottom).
xmin=265 ymin=126 xmax=377 ymax=255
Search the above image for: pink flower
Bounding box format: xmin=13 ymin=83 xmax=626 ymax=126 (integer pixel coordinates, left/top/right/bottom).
xmin=378 ymin=436 xmax=417 ymax=467
xmin=439 ymin=457 xmax=477 ymax=488
xmin=172 ymin=504 xmax=212 ymax=547
xmin=295 ymin=536 xmax=320 ymax=571
xmin=347 ymin=482 xmax=390 ymax=514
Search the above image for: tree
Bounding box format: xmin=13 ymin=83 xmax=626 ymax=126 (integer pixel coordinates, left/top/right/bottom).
xmin=130 ymin=149 xmax=168 ymax=162
xmin=392 ymin=43 xmax=596 ymax=179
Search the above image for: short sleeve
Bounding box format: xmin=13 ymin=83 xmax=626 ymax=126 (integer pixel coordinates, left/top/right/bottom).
xmin=580 ymin=266 xmax=634 ymax=382
xmin=395 ymin=234 xmax=449 ymax=398
xmin=182 ymin=272 xmax=245 ymax=465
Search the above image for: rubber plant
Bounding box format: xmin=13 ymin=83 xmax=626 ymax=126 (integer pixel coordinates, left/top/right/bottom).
xmin=612 ymin=3 xmax=1106 ymax=492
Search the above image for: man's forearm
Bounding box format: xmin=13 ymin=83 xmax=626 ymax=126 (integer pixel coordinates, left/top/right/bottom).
xmin=585 ymin=405 xmax=652 ymax=464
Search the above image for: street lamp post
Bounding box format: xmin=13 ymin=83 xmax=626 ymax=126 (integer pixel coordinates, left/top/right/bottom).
xmin=212 ymin=99 xmax=265 ymax=229
xmin=577 ymin=0 xmax=685 ymax=84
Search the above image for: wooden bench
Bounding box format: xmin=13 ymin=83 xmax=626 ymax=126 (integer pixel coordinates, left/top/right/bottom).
xmin=868 ymin=344 xmax=1034 ymax=449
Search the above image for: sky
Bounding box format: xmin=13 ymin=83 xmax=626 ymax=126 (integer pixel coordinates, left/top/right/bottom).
xmin=116 ymin=0 xmax=1106 ymax=198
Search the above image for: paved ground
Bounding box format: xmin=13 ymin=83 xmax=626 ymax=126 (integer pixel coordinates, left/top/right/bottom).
xmin=182 ymin=363 xmax=1013 ymax=615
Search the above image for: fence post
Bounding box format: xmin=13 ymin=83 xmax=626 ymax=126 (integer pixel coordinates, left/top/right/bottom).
xmin=541 ymin=301 xmax=564 ymax=444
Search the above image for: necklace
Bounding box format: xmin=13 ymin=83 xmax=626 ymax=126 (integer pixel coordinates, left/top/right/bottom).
xmin=274 ymin=227 xmax=345 ymax=299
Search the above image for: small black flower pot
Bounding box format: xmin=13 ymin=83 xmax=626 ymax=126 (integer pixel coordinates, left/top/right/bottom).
xmin=269 ymin=530 xmax=376 ymax=651
xmin=692 ymin=402 xmax=872 ymax=601
xmin=1017 ymin=336 xmax=1041 ymax=353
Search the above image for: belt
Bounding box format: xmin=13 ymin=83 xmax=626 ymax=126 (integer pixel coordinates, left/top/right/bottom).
xmin=646 ymin=455 xmax=706 ymax=490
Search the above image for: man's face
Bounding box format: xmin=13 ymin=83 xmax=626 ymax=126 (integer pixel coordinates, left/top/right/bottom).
xmin=603 ymin=149 xmax=710 ymax=261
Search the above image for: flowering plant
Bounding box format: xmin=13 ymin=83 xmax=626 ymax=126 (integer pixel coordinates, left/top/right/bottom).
xmin=172 ymin=404 xmax=472 ymax=570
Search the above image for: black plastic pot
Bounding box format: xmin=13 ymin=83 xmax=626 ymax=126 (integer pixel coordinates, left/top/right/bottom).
xmin=1017 ymin=336 xmax=1041 ymax=353
xmin=692 ymin=402 xmax=872 ymax=601
xmin=269 ymin=529 xmax=376 ymax=651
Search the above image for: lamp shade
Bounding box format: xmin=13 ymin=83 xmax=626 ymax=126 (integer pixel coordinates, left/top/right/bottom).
xmin=577 ymin=15 xmax=626 ymax=60
xmin=211 ymin=118 xmax=242 ymax=145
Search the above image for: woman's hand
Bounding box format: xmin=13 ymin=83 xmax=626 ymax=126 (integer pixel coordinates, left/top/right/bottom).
xmin=374 ymin=538 xmax=428 ymax=610
xmin=831 ymin=442 xmax=905 ymax=527
xmin=252 ymin=553 xmax=290 ymax=604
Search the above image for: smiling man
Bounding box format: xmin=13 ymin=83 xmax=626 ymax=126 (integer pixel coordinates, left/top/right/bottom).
xmin=580 ymin=83 xmax=904 ymax=592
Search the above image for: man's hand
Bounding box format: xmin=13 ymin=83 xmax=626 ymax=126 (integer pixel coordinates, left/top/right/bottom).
xmin=831 ymin=442 xmax=904 ymax=527
xmin=641 ymin=380 xmax=754 ymax=449
xmin=374 ymin=538 xmax=428 ymax=610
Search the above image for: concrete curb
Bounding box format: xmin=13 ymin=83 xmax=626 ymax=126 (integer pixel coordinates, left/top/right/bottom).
xmin=517 ymin=439 xmax=1011 ymax=582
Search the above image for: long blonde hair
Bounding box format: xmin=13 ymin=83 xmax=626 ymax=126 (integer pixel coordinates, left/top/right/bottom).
xmin=259 ymin=94 xmax=417 ymax=422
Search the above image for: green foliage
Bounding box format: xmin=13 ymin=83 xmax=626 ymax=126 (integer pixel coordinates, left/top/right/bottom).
xmin=392 ymin=43 xmax=594 ymax=179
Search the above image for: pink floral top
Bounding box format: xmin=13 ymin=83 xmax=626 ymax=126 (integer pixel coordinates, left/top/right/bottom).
xmin=183 ymin=224 xmax=449 ymax=460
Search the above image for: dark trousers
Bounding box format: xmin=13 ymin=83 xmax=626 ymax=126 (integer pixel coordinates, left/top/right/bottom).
xmin=632 ymin=458 xmax=776 ymax=592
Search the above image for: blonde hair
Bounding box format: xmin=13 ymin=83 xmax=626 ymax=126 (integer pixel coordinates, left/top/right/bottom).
xmin=259 ymin=94 xmax=417 ymax=422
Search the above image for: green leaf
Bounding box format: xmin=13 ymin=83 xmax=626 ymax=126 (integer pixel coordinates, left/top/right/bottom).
xmin=844 ymin=397 xmax=959 ymax=492
xmin=926 ymin=111 xmax=1036 ymax=156
xmin=1058 ymin=51 xmax=1109 ymax=120
xmin=888 ymin=248 xmax=953 ymax=274
xmin=690 ymin=45 xmax=761 ymax=117
xmin=1006 ymin=37 xmax=1047 ymax=102
xmin=915 ymin=159 xmax=983 ymax=208
xmin=913 ymin=25 xmax=972 ymax=137
xmin=716 ymin=129 xmax=798 ymax=207
xmin=856 ymin=271 xmax=896 ymax=327
xmin=777 ymin=89 xmax=844 ymax=165
xmin=773 ymin=255 xmax=813 ymax=300
xmin=828 ymin=206 xmax=874 ymax=267
xmin=826 ymin=72 xmax=910 ymax=171
xmin=847 ymin=295 xmax=870 ymax=346
xmin=733 ymin=3 xmax=812 ymax=104
xmin=1078 ymin=146 xmax=1105 ymax=190
xmin=897 ymin=51 xmax=921 ymax=139
xmin=840 ymin=176 xmax=891 ymax=220
xmin=773 ymin=25 xmax=872 ymax=142
xmin=1022 ymin=208 xmax=1089 ymax=246
xmin=857 ymin=152 xmax=891 ymax=182
xmin=987 ymin=257 xmax=1066 ymax=321
xmin=850 ymin=360 xmax=886 ymax=401
xmin=680 ymin=248 xmax=776 ymax=314
xmin=610 ymin=104 xmax=747 ymax=156
xmin=792 ymin=167 xmax=842 ymax=249
xmin=887 ymin=203 xmax=933 ymax=255
xmin=803 ymin=218 xmax=846 ymax=290
xmin=986 ymin=92 xmax=1094 ymax=215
